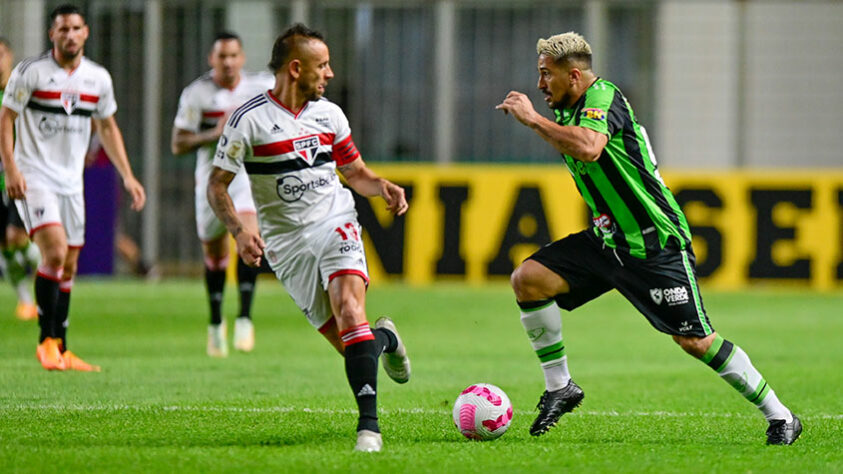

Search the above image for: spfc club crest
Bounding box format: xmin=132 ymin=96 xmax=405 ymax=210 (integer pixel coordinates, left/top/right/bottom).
xmin=293 ymin=135 xmax=320 ymax=165
xmin=61 ymin=91 xmax=80 ymax=115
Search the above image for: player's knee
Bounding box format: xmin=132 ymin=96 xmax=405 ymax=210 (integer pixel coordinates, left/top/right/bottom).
xmin=335 ymin=294 xmax=366 ymax=327
xmin=62 ymin=261 xmax=78 ymax=279
xmin=672 ymin=334 xmax=711 ymax=358
xmin=41 ymin=248 xmax=67 ymax=269
xmin=511 ymin=263 xmax=544 ymax=301
xmin=6 ymin=227 xmax=28 ymax=247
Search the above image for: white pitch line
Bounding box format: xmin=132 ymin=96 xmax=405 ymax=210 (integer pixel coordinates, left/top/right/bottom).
xmin=2 ymin=405 xmax=842 ymax=419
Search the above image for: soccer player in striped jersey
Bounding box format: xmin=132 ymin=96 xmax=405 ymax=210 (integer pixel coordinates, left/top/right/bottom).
xmin=207 ymin=24 xmax=411 ymax=452
xmin=172 ymin=32 xmax=275 ymax=357
xmin=497 ymin=32 xmax=801 ymax=445
xmin=0 ymin=4 xmax=146 ymax=371
xmin=0 ymin=36 xmax=41 ymax=321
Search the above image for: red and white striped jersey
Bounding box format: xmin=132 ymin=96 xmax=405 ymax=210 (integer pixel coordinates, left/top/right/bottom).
xmin=213 ymin=92 xmax=361 ymax=237
xmin=2 ymin=51 xmax=117 ymax=194
xmin=173 ymin=70 xmax=274 ymax=184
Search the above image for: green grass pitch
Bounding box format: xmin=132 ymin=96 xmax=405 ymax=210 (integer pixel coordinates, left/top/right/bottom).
xmin=1 ymin=279 xmax=841 ymax=473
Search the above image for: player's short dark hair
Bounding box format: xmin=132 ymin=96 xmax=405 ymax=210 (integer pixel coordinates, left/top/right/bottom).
xmin=267 ymin=23 xmax=325 ymax=73
xmin=0 ymin=36 xmax=11 ymax=49
xmin=213 ymin=31 xmax=242 ymax=46
xmin=49 ymin=4 xmax=86 ymax=26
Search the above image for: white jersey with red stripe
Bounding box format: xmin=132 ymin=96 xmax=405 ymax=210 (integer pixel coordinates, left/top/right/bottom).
xmin=213 ymin=92 xmax=362 ymax=240
xmin=173 ymin=70 xmax=274 ymax=188
xmin=2 ymin=51 xmax=117 ymax=195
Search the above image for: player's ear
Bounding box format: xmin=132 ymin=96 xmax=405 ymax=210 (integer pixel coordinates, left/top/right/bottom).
xmin=569 ymin=67 xmax=582 ymax=84
xmin=289 ymin=59 xmax=301 ymax=79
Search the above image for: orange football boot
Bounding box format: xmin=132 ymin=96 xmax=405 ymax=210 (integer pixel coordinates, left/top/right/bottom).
xmin=36 ymin=337 xmax=66 ymax=370
xmin=15 ymin=302 xmax=38 ymax=321
xmin=62 ymin=350 xmax=101 ymax=372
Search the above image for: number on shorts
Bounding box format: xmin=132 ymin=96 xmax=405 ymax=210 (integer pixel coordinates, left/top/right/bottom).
xmin=334 ymin=222 xmax=359 ymax=241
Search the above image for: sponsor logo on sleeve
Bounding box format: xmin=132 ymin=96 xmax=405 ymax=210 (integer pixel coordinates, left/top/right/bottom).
xmin=581 ymin=108 xmax=606 ymax=121
xmin=226 ymin=139 xmax=245 ymax=160
xmin=14 ymin=88 xmax=28 ymax=103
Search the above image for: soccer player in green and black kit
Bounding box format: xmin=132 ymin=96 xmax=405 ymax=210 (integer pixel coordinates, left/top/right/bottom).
xmin=496 ymin=31 xmax=801 ymax=445
xmin=0 ymin=36 xmax=40 ymax=321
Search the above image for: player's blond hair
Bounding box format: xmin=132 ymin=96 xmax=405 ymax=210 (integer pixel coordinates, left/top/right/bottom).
xmin=536 ymin=32 xmax=592 ymax=67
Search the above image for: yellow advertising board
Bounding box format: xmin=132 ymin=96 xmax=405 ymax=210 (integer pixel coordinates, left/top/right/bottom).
xmin=354 ymin=165 xmax=843 ymax=290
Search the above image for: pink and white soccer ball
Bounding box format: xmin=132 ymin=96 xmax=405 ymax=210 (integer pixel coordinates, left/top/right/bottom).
xmin=452 ymin=383 xmax=513 ymax=440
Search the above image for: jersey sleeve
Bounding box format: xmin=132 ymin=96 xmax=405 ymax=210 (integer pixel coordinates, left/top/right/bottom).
xmin=173 ymin=86 xmax=201 ymax=133
xmin=330 ymin=106 xmax=360 ymax=165
xmin=576 ymin=85 xmax=616 ymax=137
xmin=213 ymin=122 xmax=252 ymax=174
xmin=93 ymin=71 xmax=118 ymax=119
xmin=1 ymin=63 xmax=33 ymax=113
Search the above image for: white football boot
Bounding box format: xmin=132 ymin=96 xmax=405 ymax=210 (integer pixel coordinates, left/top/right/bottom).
xmin=354 ymin=430 xmax=383 ymax=452
xmin=374 ymin=317 xmax=411 ymax=384
xmin=207 ymin=322 xmax=228 ymax=357
xmin=233 ymin=317 xmax=255 ymax=352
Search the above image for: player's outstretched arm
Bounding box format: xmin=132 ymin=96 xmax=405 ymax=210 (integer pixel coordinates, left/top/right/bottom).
xmin=338 ymin=158 xmax=408 ymax=216
xmin=496 ymin=91 xmax=607 ymax=162
xmin=207 ymin=166 xmax=265 ymax=266
xmin=0 ymin=106 xmax=25 ymax=199
xmin=93 ymin=116 xmax=146 ymax=211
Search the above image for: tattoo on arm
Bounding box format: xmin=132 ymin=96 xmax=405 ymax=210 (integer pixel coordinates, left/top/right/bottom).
xmin=207 ymin=168 xmax=242 ymax=236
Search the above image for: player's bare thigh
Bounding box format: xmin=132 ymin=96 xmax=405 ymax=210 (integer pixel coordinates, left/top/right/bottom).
xmin=510 ymin=259 xmax=571 ymax=302
xmin=201 ymin=211 xmax=259 ymax=259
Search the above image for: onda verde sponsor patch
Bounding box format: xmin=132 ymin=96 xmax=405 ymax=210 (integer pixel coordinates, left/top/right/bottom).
xmin=581 ymin=108 xmax=606 ymax=121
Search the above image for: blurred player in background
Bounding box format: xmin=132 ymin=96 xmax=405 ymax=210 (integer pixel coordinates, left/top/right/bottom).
xmin=171 ymin=32 xmax=274 ymax=357
xmin=0 ymin=36 xmax=40 ymax=321
xmin=497 ymin=31 xmax=801 ymax=445
xmin=0 ymin=4 xmax=146 ymax=371
xmin=208 ymin=24 xmax=411 ymax=452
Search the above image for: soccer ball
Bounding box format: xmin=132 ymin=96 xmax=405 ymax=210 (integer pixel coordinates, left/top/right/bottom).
xmin=452 ymin=383 xmax=513 ymax=440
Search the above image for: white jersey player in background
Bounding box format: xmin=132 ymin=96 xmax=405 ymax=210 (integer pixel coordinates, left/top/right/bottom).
xmin=172 ymin=32 xmax=273 ymax=357
xmin=208 ymin=24 xmax=410 ymax=452
xmin=0 ymin=4 xmax=146 ymax=371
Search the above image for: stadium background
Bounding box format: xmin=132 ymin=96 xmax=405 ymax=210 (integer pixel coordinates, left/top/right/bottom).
xmin=0 ymin=0 xmax=841 ymax=288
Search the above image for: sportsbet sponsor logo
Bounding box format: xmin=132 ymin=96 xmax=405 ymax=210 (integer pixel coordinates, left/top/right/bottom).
xmin=649 ymin=286 xmax=689 ymax=306
xmin=276 ymin=173 xmax=335 ymax=202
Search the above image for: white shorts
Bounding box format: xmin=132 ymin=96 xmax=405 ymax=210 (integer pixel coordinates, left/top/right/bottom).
xmin=15 ymin=187 xmax=85 ymax=247
xmin=264 ymin=212 xmax=369 ymax=330
xmin=195 ymin=167 xmax=256 ymax=242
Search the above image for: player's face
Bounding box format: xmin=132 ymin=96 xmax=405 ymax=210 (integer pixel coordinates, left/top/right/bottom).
xmin=297 ymin=40 xmax=333 ymax=102
xmin=537 ymin=54 xmax=572 ymax=109
xmin=208 ymin=39 xmax=245 ymax=84
xmin=49 ymin=14 xmax=89 ymax=60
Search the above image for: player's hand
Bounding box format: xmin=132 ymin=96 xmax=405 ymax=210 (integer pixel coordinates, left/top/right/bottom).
xmin=123 ymin=176 xmax=146 ymax=211
xmin=496 ymin=91 xmax=539 ymax=127
xmin=379 ymin=180 xmax=408 ymax=216
xmin=235 ymin=229 xmax=265 ymax=267
xmin=4 ymin=166 xmax=26 ymax=200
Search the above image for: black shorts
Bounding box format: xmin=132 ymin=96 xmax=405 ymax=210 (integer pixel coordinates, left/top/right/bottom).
xmin=528 ymin=229 xmax=714 ymax=337
xmin=1 ymin=193 xmax=25 ymax=235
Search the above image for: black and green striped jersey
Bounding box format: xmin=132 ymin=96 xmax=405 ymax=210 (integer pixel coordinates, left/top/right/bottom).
xmin=555 ymin=78 xmax=691 ymax=259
